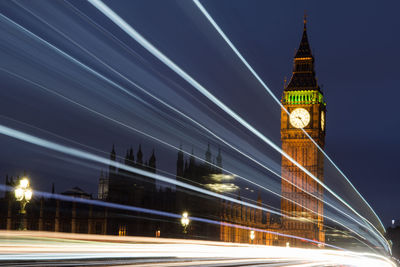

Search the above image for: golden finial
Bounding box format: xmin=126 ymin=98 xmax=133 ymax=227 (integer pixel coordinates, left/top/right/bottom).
xmin=303 ymin=11 xmax=307 ymax=29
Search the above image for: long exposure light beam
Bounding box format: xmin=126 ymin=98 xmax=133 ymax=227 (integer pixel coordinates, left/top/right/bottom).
xmin=87 ymin=0 xmax=389 ymax=252
xmin=0 ymin=124 xmax=297 ymax=229
xmin=0 ymin=60 xmax=375 ymax=252
xmin=0 ymin=6 xmax=386 ymax=252
xmin=0 ymin=125 xmax=362 ymax=249
xmin=0 ymin=184 xmax=341 ymax=249
xmin=1 ymin=69 xmax=377 ymax=251
xmin=192 ymin=0 xmax=385 ymax=236
xmin=0 ymin=3 xmax=386 ymax=251
xmin=0 ymin=125 xmax=369 ymax=250
xmin=0 ymin=118 xmax=369 ymax=254
xmin=0 ymin=13 xmax=327 ymax=234
xmin=1 ymin=3 xmax=383 ymax=250
xmin=0 ymin=9 xmax=369 ymax=244
xmin=0 ymin=231 xmax=395 ymax=267
xmin=10 ymin=4 xmax=323 ymax=215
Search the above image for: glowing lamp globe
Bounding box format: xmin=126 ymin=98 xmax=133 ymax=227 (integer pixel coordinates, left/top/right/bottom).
xmin=181 ymin=212 xmax=190 ymax=227
xmin=20 ymin=178 xmax=29 ymax=189
xmin=24 ymin=189 xmax=33 ymax=201
xmin=15 ymin=188 xmax=24 ymax=201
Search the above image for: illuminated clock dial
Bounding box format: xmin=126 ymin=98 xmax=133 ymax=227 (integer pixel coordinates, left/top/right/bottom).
xmin=289 ymin=108 xmax=310 ymax=128
xmin=321 ymin=111 xmax=325 ymax=131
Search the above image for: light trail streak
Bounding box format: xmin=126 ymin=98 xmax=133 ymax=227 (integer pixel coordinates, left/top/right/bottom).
xmin=192 ymin=0 xmax=385 ymax=237
xmin=9 ymin=1 xmax=286 ymax=190
xmin=0 ymin=184 xmax=339 ymax=249
xmin=0 ymin=2 xmax=387 ymax=252
xmin=0 ymin=69 xmax=375 ymax=251
xmin=0 ymin=124 xmax=343 ymax=248
xmin=60 ymin=0 xmax=386 ymax=251
xmin=86 ymin=0 xmax=389 ymax=252
xmin=0 ymin=6 xmax=384 ymax=250
xmin=0 ymin=120 xmax=380 ymax=252
xmin=0 ymin=10 xmax=360 ymax=240
xmin=0 ymin=231 xmax=395 ymax=267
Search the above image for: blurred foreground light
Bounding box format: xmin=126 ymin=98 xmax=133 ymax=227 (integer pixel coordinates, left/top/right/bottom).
xmin=209 ymin=174 xmax=235 ymax=182
xmin=205 ymin=183 xmax=239 ymax=193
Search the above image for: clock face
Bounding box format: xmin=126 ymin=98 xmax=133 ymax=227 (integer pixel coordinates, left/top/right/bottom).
xmin=289 ymin=108 xmax=310 ymax=128
xmin=321 ymin=111 xmax=325 ymax=131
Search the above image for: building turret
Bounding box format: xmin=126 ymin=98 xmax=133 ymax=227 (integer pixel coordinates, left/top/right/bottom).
xmin=128 ymin=147 xmax=134 ymax=166
xmin=109 ymin=145 xmax=116 ymax=175
xmin=110 ymin=145 xmax=116 ymax=160
xmin=124 ymin=150 xmax=130 ymax=165
xmin=149 ymin=149 xmax=156 ymax=173
xmin=205 ymin=143 xmax=212 ymax=166
xmin=98 ymin=169 xmax=108 ymax=200
xmin=216 ymin=147 xmax=222 ymax=173
xmin=189 ymin=148 xmax=195 ymax=169
xmin=136 ymin=144 xmax=143 ymax=167
xmin=176 ymin=145 xmax=184 ymax=178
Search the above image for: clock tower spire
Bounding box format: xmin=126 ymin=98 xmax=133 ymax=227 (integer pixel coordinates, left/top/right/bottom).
xmin=280 ymin=17 xmax=326 ymax=247
xmin=285 ymin=14 xmax=320 ymax=94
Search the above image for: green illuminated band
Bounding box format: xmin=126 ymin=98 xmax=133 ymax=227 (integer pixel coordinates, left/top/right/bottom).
xmin=283 ymin=90 xmax=325 ymax=105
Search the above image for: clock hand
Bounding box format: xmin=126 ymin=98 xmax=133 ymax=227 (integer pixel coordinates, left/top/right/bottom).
xmin=297 ymin=116 xmax=305 ymax=127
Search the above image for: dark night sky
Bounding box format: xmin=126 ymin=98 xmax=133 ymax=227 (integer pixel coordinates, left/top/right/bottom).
xmin=0 ymin=0 xmax=399 ymax=228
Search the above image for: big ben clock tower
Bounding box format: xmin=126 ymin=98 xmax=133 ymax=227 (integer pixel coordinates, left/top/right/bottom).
xmin=281 ymin=17 xmax=326 ymax=247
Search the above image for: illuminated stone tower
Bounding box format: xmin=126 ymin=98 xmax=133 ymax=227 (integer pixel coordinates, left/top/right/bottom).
xmin=281 ymin=16 xmax=326 ymax=246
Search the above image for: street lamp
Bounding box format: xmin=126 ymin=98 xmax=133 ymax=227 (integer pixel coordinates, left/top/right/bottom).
xmin=250 ymin=230 xmax=255 ymax=244
xmin=181 ymin=211 xmax=190 ymax=235
xmin=14 ymin=177 xmax=32 ymax=230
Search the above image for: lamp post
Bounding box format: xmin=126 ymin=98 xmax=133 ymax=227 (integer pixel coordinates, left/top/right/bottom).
xmin=250 ymin=230 xmax=255 ymax=244
xmin=181 ymin=211 xmax=190 ymax=236
xmin=14 ymin=177 xmax=32 ymax=230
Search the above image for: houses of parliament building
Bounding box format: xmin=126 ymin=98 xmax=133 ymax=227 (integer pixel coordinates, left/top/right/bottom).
xmin=0 ymin=18 xmax=327 ymax=247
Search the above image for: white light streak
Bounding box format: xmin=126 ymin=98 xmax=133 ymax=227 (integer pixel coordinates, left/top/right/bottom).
xmin=0 ymin=69 xmax=371 ymax=250
xmin=0 ymin=124 xmax=320 ymax=242
xmin=0 ymin=2 xmax=388 ymax=252
xmin=0 ymin=12 xmax=363 ymax=243
xmin=87 ymin=0 xmax=388 ymax=251
xmin=192 ymin=0 xmax=385 ymax=237
xmin=205 ymin=183 xmax=239 ymax=193
xmin=0 ymin=231 xmax=394 ymax=267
